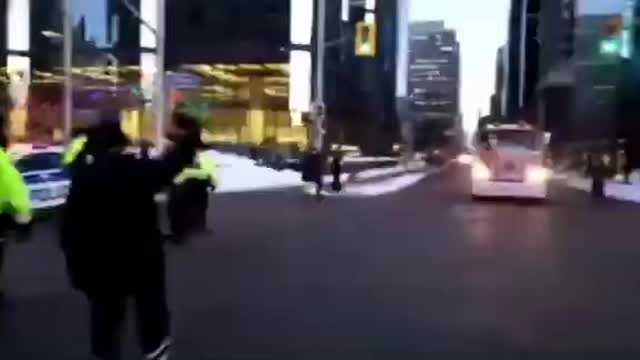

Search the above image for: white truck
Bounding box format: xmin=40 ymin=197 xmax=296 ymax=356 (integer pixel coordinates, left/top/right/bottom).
xmin=470 ymin=123 xmax=551 ymax=200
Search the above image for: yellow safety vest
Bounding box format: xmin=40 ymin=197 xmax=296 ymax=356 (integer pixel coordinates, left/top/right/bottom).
xmin=63 ymin=135 xmax=88 ymax=166
xmin=0 ymin=148 xmax=31 ymax=217
xmin=174 ymin=153 xmax=218 ymax=187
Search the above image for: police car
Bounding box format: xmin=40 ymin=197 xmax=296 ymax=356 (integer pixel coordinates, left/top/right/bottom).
xmin=11 ymin=145 xmax=70 ymax=210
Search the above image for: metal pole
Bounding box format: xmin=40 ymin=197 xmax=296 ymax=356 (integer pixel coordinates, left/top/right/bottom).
xmin=155 ymin=0 xmax=166 ymax=147
xmin=313 ymin=0 xmax=326 ymax=151
xmin=120 ymin=0 xmax=157 ymax=37
xmin=63 ymin=0 xmax=73 ymax=142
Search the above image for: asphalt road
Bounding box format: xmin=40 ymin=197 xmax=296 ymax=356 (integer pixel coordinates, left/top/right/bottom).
xmin=2 ymin=165 xmax=640 ymax=359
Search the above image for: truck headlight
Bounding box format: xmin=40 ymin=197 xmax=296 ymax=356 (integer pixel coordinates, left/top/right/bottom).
xmin=471 ymin=161 xmax=491 ymax=180
xmin=525 ymin=165 xmax=550 ymax=183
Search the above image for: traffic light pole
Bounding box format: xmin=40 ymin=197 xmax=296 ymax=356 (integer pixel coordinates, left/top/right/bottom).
xmin=63 ymin=0 xmax=73 ymax=142
xmin=120 ymin=0 xmax=165 ymax=148
xmin=155 ymin=0 xmax=166 ymax=149
xmin=313 ymin=0 xmax=327 ymax=151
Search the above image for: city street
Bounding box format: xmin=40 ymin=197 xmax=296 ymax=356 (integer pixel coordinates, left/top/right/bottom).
xmin=2 ymin=165 xmax=640 ymax=359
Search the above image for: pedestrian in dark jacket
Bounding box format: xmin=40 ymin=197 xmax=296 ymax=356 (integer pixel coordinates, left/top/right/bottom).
xmin=301 ymin=150 xmax=325 ymax=199
xmin=167 ymin=152 xmax=216 ymax=242
xmin=309 ymin=150 xmax=325 ymax=199
xmin=331 ymin=152 xmax=343 ymax=192
xmin=588 ymin=151 xmax=607 ymax=199
xmin=60 ymin=113 xmax=199 ymax=360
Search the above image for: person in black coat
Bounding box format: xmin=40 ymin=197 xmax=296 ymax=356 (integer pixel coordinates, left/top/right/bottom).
xmin=302 ymin=149 xmax=325 ymax=199
xmin=587 ymin=150 xmax=607 ymax=199
xmin=60 ymin=113 xmax=199 ymax=360
xmin=331 ymin=152 xmax=343 ymax=192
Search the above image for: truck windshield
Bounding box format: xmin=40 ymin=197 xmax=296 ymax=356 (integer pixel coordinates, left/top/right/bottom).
xmin=485 ymin=130 xmax=537 ymax=150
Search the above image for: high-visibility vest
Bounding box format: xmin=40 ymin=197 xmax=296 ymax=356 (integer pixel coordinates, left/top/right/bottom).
xmin=199 ymin=155 xmax=218 ymax=187
xmin=0 ymin=148 xmax=31 ymax=217
xmin=63 ymin=135 xmax=88 ymax=166
xmin=173 ymin=153 xmax=218 ymax=187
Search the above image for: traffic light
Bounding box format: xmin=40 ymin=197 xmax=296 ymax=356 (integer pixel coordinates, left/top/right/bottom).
xmin=600 ymin=16 xmax=623 ymax=56
xmin=600 ymin=38 xmax=622 ymax=55
xmin=355 ymin=21 xmax=376 ymax=57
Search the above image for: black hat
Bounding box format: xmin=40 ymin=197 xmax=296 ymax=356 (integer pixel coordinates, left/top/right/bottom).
xmin=85 ymin=116 xmax=129 ymax=154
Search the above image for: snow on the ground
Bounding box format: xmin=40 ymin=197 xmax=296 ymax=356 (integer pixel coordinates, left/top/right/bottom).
xmin=566 ymin=173 xmax=640 ymax=203
xmin=351 ymin=162 xmax=427 ymax=182
xmin=202 ymin=150 xmax=302 ymax=193
xmin=352 ymin=165 xmax=406 ymax=181
xmin=338 ymin=172 xmax=428 ymax=197
xmin=342 ymin=156 xmax=398 ymax=163
xmin=323 ymin=173 xmax=351 ymax=183
xmin=200 ymin=150 xmax=432 ymax=197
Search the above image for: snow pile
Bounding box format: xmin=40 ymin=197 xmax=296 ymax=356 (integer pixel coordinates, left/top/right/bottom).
xmin=566 ymin=173 xmax=640 ymax=203
xmin=629 ymin=171 xmax=640 ymax=185
xmin=201 ymin=150 xmax=302 ymax=193
xmin=605 ymin=182 xmax=640 ymax=203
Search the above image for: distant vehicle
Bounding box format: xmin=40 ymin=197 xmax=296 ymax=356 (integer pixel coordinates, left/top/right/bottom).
xmin=470 ymin=123 xmax=551 ymax=200
xmin=12 ymin=146 xmax=70 ymax=210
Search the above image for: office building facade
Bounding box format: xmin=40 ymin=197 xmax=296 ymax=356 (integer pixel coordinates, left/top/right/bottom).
xmin=407 ymin=21 xmax=460 ymax=149
xmin=2 ymin=0 xmax=404 ymax=152
xmin=1 ymin=0 xmax=315 ymax=147
xmin=572 ymin=14 xmax=623 ymax=141
xmin=535 ymin=0 xmax=575 ymax=150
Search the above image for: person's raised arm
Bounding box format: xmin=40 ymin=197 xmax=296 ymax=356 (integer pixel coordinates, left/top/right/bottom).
xmin=137 ymin=112 xmax=202 ymax=192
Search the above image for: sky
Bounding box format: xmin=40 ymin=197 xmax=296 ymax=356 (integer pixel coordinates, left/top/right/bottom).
xmin=409 ymin=0 xmax=626 ymax=133
xmin=73 ymin=0 xmax=108 ymax=46
xmin=577 ymin=0 xmax=625 ymax=15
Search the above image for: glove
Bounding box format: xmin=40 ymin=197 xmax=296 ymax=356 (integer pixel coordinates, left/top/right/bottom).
xmin=15 ymin=214 xmax=32 ymax=225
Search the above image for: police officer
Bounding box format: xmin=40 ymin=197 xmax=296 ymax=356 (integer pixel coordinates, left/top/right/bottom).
xmin=0 ymin=113 xmax=32 ymax=304
xmin=62 ymin=129 xmax=89 ymax=167
xmin=60 ymin=112 xmax=200 ymax=360
xmin=167 ymin=147 xmax=217 ymax=242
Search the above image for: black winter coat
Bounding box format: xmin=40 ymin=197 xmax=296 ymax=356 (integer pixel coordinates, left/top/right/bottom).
xmin=60 ymin=143 xmax=195 ymax=295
